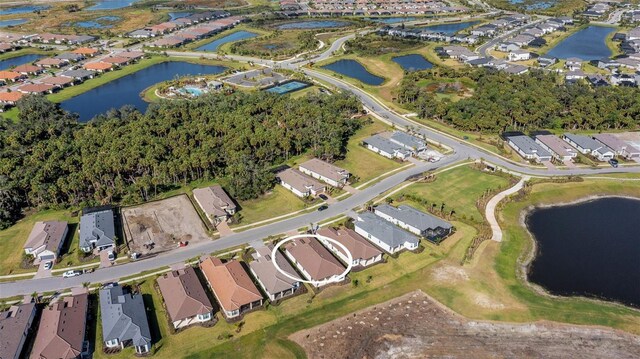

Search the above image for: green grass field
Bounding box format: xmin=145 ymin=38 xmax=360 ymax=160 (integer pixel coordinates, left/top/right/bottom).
xmin=232 ymin=186 xmax=307 ymax=227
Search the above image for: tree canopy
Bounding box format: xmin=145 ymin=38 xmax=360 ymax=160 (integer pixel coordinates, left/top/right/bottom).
xmin=0 ymin=91 xmax=361 ymax=228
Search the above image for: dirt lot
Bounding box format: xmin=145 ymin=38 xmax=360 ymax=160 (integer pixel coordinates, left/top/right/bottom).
xmin=290 ymin=290 xmax=640 ymax=359
xmin=122 ymin=195 xmax=210 ymax=256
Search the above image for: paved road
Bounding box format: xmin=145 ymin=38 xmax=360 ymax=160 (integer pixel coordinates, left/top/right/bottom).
xmin=477 ymin=17 xmax=548 ymax=57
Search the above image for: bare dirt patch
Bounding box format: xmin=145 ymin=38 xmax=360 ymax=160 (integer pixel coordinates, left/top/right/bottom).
xmin=122 ymin=195 xmax=210 ymax=256
xmin=290 ymin=290 xmax=640 ymax=359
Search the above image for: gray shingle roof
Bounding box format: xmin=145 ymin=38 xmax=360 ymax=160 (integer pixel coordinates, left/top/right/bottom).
xmin=389 ymin=131 xmax=426 ymax=151
xmin=508 ymin=135 xmax=551 ymax=157
xmin=60 ymin=69 xmax=94 ymax=79
xmin=355 ymin=212 xmax=419 ymax=248
xmin=79 ymin=209 xmax=115 ymax=250
xmin=99 ymin=285 xmax=151 ymax=348
xmin=563 ymin=133 xmax=604 ymax=151
xmin=363 ymin=135 xmax=411 ymax=157
xmin=375 ymin=204 xmax=452 ymax=232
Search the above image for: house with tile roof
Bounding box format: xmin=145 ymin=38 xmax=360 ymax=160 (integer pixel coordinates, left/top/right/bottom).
xmin=199 ymin=257 xmax=263 ymax=319
xmin=193 ymin=185 xmax=236 ymax=225
xmin=249 ymin=245 xmax=301 ymax=301
xmin=23 ymin=221 xmax=68 ymax=262
xmin=30 ymin=291 xmax=89 ymax=359
xmin=277 ymin=168 xmax=326 ymax=198
xmin=283 ymin=237 xmax=346 ymax=287
xmin=99 ymin=284 xmax=152 ymax=354
xmin=157 ymin=266 xmax=215 ymax=329
xmin=317 ymin=227 xmax=383 ymax=267
xmin=0 ymin=302 xmax=36 ymax=359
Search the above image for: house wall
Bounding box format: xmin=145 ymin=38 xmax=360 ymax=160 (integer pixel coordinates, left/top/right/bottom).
xmin=365 ymin=144 xmax=394 ymax=159
xmin=299 ymin=167 xmax=342 ymax=187
xmin=354 ymin=226 xmax=400 ymax=254
xmin=280 ymin=181 xmax=308 ymax=198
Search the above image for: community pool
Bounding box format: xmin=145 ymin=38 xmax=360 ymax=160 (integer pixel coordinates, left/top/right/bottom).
xmin=178 ymin=86 xmax=206 ymax=96
xmin=265 ymin=81 xmax=311 ymax=94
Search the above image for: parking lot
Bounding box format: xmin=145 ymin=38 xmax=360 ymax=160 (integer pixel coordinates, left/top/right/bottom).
xmin=122 ymin=195 xmax=211 ymax=257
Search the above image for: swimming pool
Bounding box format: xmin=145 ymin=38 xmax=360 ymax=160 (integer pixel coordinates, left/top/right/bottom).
xmin=178 ymin=86 xmax=206 ymax=96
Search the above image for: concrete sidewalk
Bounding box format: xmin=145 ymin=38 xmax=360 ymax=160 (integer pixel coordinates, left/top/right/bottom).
xmin=486 ymin=176 xmax=529 ymax=242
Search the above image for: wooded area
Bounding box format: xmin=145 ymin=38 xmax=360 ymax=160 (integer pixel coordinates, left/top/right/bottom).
xmin=0 ymin=92 xmax=361 ymax=229
xmin=397 ymin=68 xmax=640 ymax=132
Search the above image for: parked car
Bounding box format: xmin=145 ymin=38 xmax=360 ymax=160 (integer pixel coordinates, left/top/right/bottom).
xmin=107 ymin=251 xmax=115 ymax=261
xmin=609 ymin=159 xmax=619 ymax=168
xmin=317 ymin=205 xmax=328 ymax=211
xmin=319 ymin=194 xmax=328 ymax=200
xmin=130 ymin=252 xmax=141 ymax=260
xmin=62 ymin=270 xmax=81 ymax=278
xmin=43 ymin=261 xmax=53 ymax=270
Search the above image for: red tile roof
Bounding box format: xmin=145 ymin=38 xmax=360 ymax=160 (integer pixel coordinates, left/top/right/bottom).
xmin=199 ymin=257 xmax=262 ymax=313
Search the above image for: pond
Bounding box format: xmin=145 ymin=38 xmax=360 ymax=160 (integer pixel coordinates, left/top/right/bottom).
xmin=392 ymin=54 xmax=433 ymax=72
xmin=169 ymin=12 xmax=192 ymax=20
xmin=322 ymin=59 xmax=384 ymax=86
xmin=196 ymin=31 xmax=258 ymax=52
xmin=61 ymin=61 xmax=227 ymax=122
xmin=419 ymin=21 xmax=479 ymax=34
xmin=265 ymin=81 xmax=311 ymax=94
xmin=277 ymin=20 xmax=351 ymax=30
xmin=0 ymin=54 xmax=45 ymax=71
xmin=527 ymin=197 xmax=640 ymax=308
xmin=509 ymin=0 xmax=556 ymax=10
xmin=72 ymin=16 xmax=121 ymax=29
xmin=0 ymin=19 xmax=28 ymax=27
xmin=87 ymin=0 xmax=140 ymax=11
xmin=365 ymin=17 xmax=416 ymax=24
xmin=0 ymin=5 xmax=49 ymax=15
xmin=546 ymin=26 xmax=615 ymax=60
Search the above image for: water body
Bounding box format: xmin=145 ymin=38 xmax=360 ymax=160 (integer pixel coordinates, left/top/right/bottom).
xmin=169 ymin=12 xmax=192 ymax=20
xmin=527 ymin=197 xmax=640 ymax=307
xmin=73 ymin=17 xmax=120 ymax=29
xmin=0 ymin=19 xmax=28 ymax=27
xmin=0 ymin=54 xmax=45 ymax=71
xmin=265 ymin=81 xmax=310 ymax=94
xmin=196 ymin=31 xmax=258 ymax=52
xmin=365 ymin=17 xmax=416 ymax=24
xmin=0 ymin=5 xmax=49 ymax=15
xmin=322 ymin=59 xmax=384 ymax=86
xmin=546 ymin=26 xmax=615 ymax=60
xmin=419 ymin=21 xmax=479 ymax=35
xmin=87 ymin=0 xmax=140 ymax=11
xmin=392 ymin=54 xmax=433 ymax=72
xmin=61 ymin=61 xmax=227 ymax=122
xmin=509 ymin=0 xmax=556 ymax=10
xmin=277 ymin=20 xmax=351 ymax=30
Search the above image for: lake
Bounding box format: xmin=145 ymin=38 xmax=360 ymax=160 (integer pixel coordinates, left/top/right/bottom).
xmin=509 ymin=0 xmax=556 ymax=10
xmin=322 ymin=59 xmax=384 ymax=86
xmin=0 ymin=5 xmax=48 ymax=15
xmin=169 ymin=12 xmax=192 ymax=20
xmin=546 ymin=26 xmax=615 ymax=60
xmin=61 ymin=61 xmax=227 ymax=122
xmin=73 ymin=16 xmax=120 ymax=29
xmin=87 ymin=0 xmax=140 ymax=10
xmin=0 ymin=19 xmax=28 ymax=27
xmin=366 ymin=17 xmax=416 ymax=24
xmin=277 ymin=20 xmax=351 ymax=30
xmin=527 ymin=197 xmax=640 ymax=307
xmin=392 ymin=54 xmax=433 ymax=71
xmin=0 ymin=54 xmax=45 ymax=71
xmin=419 ymin=21 xmax=479 ymax=34
xmin=196 ymin=31 xmax=258 ymax=52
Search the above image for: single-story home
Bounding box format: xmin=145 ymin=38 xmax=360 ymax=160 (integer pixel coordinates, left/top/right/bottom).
xmin=157 ymin=266 xmax=215 ymax=329
xmin=83 ymin=62 xmax=114 ymax=72
xmin=534 ymin=134 xmax=578 ymax=162
xmin=12 ymin=64 xmax=42 ymax=76
xmin=41 ymin=76 xmax=75 ymax=87
xmin=0 ymin=302 xmax=36 ymax=359
xmin=193 ymin=185 xmax=236 ymax=225
xmin=317 ymin=227 xmax=383 ymax=267
xmin=389 ymin=131 xmax=427 ymax=153
xmin=373 ymin=204 xmax=453 ymax=241
xmin=99 ymin=284 xmax=152 ymax=354
xmin=79 ymin=208 xmax=115 ymax=253
xmin=249 ymin=245 xmax=301 ymax=301
xmin=54 ymin=52 xmax=85 ymax=62
xmin=562 ymin=133 xmax=614 ymax=161
xmin=354 ymin=212 xmax=420 ymax=254
xmin=60 ymin=69 xmax=95 ymax=81
xmin=31 ymin=291 xmax=89 ymax=359
xmin=17 ymin=83 xmax=56 ymax=95
xmin=199 ymin=257 xmax=263 ymax=319
xmin=363 ymin=134 xmax=412 ymax=160
xmin=283 ymin=237 xmax=346 ymax=287
xmin=35 ymin=58 xmax=69 ymax=68
xmin=508 ymin=49 xmax=531 ymax=62
xmin=299 ymin=158 xmax=350 ymax=187
xmin=22 ymin=221 xmax=68 ymax=262
xmin=506 ymin=135 xmax=552 ymax=162
xmin=0 ymin=70 xmax=25 ymax=82
xmin=277 ymin=168 xmax=325 ymax=198
xmin=0 ymin=91 xmax=24 ymax=107
xmin=593 ymin=133 xmax=640 ymax=159
xmin=72 ymin=47 xmax=100 ymax=57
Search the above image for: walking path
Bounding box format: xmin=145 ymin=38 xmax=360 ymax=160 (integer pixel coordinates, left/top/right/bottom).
xmin=487 ymin=176 xmax=530 ymax=242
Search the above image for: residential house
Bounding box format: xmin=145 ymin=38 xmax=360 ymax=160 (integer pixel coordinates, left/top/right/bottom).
xmin=389 ymin=131 xmax=427 ymax=153
xmin=72 ymin=47 xmax=100 ymax=57
xmin=54 ymin=53 xmax=85 ymax=62
xmin=83 ymin=62 xmax=113 ymax=72
xmin=17 ymin=83 xmax=56 ymax=95
xmin=0 ymin=91 xmax=24 ymax=107
xmin=610 ymin=73 xmax=637 ymax=86
xmin=597 ymin=58 xmax=619 ymax=69
xmin=538 ymin=56 xmax=557 ymax=67
xmin=497 ymin=42 xmax=521 ymax=52
xmin=277 ymin=168 xmax=325 ymax=198
xmin=535 ymin=134 xmax=578 ymax=162
xmin=128 ymin=29 xmax=154 ymax=38
xmin=99 ymin=284 xmax=152 ymax=354
xmin=565 ymin=57 xmax=583 ymax=71
xmin=502 ymin=64 xmax=529 ymax=75
xmin=193 ymin=185 xmax=237 ymax=225
xmin=354 ymin=212 xmax=420 ymax=254
xmin=199 ymin=257 xmax=263 ymax=319
xmin=373 ymin=204 xmax=453 ymax=241
xmin=23 ymin=221 xmax=68 ymax=262
xmin=41 ymin=76 xmax=75 ymax=88
xmin=79 ymin=209 xmax=115 ymax=253
xmin=593 ymin=133 xmax=640 ymax=159
xmin=317 ymin=227 xmax=383 ymax=267
xmin=562 ymin=133 xmax=614 ymax=161
xmin=157 ymin=266 xmax=215 ymax=329
xmin=60 ymin=69 xmax=95 ymax=81
xmin=12 ymin=64 xmax=42 ymax=76
xmin=249 ymin=245 xmax=300 ymax=301
xmin=283 ymin=237 xmax=346 ymax=287
xmin=363 ymin=134 xmax=412 ymax=160
xmin=508 ymin=49 xmax=531 ymax=62
xmin=299 ymin=158 xmax=350 ymax=187
xmin=565 ymin=69 xmax=586 ymax=81
xmin=30 ymin=291 xmax=89 ymax=359
xmin=0 ymin=302 xmax=36 ymax=359
xmin=506 ymin=135 xmax=552 ymax=162
xmin=587 ymin=74 xmax=611 ymax=87
xmin=35 ymin=58 xmax=68 ymax=68
xmin=101 ymin=56 xmax=129 ymax=67
xmin=0 ymin=70 xmax=25 ymax=82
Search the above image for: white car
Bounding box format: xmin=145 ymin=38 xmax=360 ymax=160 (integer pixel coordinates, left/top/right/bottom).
xmin=43 ymin=261 xmax=53 ymax=270
xmin=62 ymin=270 xmax=81 ymax=278
xmin=107 ymin=251 xmax=115 ymax=261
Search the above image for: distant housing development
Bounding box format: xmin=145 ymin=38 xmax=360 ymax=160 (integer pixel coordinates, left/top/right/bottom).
xmin=79 ymin=209 xmax=116 ymax=253
xmin=0 ymin=302 xmax=36 ymax=359
xmin=355 ymin=212 xmax=420 ymax=254
xmin=193 ymin=185 xmax=237 ymax=225
xmin=157 ymin=266 xmax=215 ymax=329
xmin=99 ymin=284 xmax=152 ymax=354
xmin=374 ymin=204 xmax=453 ymax=241
xmin=317 ymin=227 xmax=383 ymax=267
xmin=22 ymin=221 xmax=68 ymax=262
xmin=299 ymin=158 xmax=350 ymax=187
xmin=249 ymin=245 xmax=301 ymax=301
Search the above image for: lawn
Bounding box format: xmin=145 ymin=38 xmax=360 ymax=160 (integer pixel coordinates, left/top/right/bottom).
xmin=393 ymin=165 xmax=512 ymax=223
xmin=334 ymin=118 xmax=403 ymax=185
xmin=0 ymin=209 xmax=79 ymax=275
xmin=232 ymin=186 xmax=307 ymax=227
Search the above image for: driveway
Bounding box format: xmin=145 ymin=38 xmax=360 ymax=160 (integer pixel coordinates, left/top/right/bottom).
xmin=99 ymin=251 xmax=113 ymax=268
xmin=33 ymin=260 xmax=53 ymax=279
xmin=216 ymin=221 xmax=234 ymax=237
